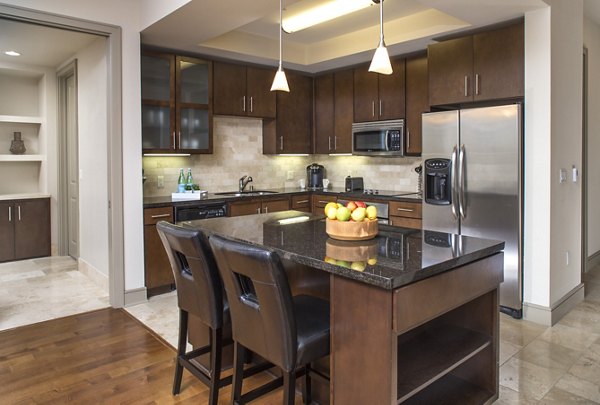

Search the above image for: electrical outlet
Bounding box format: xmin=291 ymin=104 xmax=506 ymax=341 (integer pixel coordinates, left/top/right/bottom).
xmin=566 ymin=250 xmax=570 ymax=266
xmin=559 ymin=168 xmax=567 ymax=183
xmin=157 ymin=175 xmax=164 ymax=188
xmin=286 ymin=171 xmax=294 ymax=180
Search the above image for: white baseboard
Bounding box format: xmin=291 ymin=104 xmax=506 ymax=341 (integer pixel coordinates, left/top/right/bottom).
xmin=124 ymin=287 xmax=147 ymax=307
xmin=587 ymin=250 xmax=600 ymax=272
xmin=78 ymin=258 xmax=108 ymax=291
xmin=523 ymin=283 xmax=585 ymax=326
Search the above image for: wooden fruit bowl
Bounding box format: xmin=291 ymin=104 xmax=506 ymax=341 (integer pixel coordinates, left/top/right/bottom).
xmin=325 ymin=218 xmax=378 ymax=241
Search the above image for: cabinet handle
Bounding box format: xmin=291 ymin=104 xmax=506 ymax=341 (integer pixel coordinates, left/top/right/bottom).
xmin=151 ymin=213 xmax=171 ymax=219
xmin=328 ymin=136 xmax=332 ymax=151
xmin=264 ymin=206 xmax=269 ymax=213
xmin=379 ymin=100 xmax=383 ymax=117
xmin=318 ymin=200 xmax=331 ymax=204
xmin=178 ymin=131 xmax=181 ymax=149
xmin=280 ymin=136 xmax=283 ymax=151
xmin=334 ymin=136 xmax=337 ymax=150
xmin=250 ymin=96 xmax=254 ymax=113
xmin=407 ymin=129 xmax=411 ymax=150
xmin=396 ymin=207 xmax=414 ymax=212
xmin=257 ymin=208 xmax=261 ymax=214
xmin=172 ymin=131 xmax=176 ymax=149
xmin=296 ymin=200 xmax=309 ymax=204
xmin=464 ymin=76 xmax=468 ymax=97
xmin=372 ymin=101 xmax=375 ymax=117
xmin=475 ymin=74 xmax=480 ymax=95
xmin=18 ymin=205 xmax=21 ymax=221
xmin=242 ymin=96 xmax=246 ymax=112
xmin=8 ymin=206 xmax=11 ymax=222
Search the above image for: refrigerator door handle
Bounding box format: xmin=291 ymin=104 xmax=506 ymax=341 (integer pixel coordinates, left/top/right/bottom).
xmin=458 ymin=144 xmax=466 ymax=219
xmin=451 ymin=146 xmax=459 ymax=220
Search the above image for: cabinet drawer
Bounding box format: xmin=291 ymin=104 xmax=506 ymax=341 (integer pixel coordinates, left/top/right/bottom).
xmin=262 ymin=198 xmax=290 ymax=214
xmin=228 ymin=201 xmax=261 ymax=217
xmin=144 ymin=207 xmax=173 ymax=225
xmin=291 ymin=194 xmax=311 ymax=210
xmin=390 ymin=216 xmax=422 ymax=230
xmin=389 ymin=201 xmax=422 ymax=219
xmin=312 ymin=194 xmax=337 ymax=209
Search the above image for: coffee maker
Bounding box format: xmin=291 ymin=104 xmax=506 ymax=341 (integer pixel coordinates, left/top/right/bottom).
xmin=306 ymin=163 xmax=325 ymax=189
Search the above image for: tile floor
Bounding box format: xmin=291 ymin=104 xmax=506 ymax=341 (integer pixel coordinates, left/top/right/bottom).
xmin=1 ymin=257 xmax=599 ymax=403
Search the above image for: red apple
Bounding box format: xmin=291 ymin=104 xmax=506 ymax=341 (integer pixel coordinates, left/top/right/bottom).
xmin=355 ymin=201 xmax=366 ymax=208
xmin=346 ymin=201 xmax=358 ymax=212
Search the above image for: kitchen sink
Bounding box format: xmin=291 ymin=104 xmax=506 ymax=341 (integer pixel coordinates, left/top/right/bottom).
xmin=214 ymin=190 xmax=279 ymax=196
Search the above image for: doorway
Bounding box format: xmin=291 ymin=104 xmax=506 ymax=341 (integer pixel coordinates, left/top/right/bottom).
xmin=58 ymin=61 xmax=79 ymax=259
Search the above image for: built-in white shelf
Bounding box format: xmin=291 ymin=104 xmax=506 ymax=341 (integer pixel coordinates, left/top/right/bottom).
xmin=0 ymin=154 xmax=44 ymax=162
xmin=0 ymin=115 xmax=42 ymax=124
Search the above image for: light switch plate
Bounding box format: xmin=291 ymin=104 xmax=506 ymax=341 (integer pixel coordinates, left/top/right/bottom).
xmin=157 ymin=175 xmax=164 ymax=188
xmin=559 ymin=168 xmax=567 ymax=183
xmin=286 ymin=171 xmax=294 ymax=180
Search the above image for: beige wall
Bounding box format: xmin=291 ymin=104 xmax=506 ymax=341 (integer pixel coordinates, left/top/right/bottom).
xmin=143 ymin=116 xmax=422 ymax=196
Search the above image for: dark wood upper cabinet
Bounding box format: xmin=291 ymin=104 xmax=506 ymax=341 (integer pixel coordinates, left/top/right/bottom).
xmin=141 ymin=51 xmax=212 ymax=154
xmin=428 ymin=21 xmax=524 ymax=106
xmin=313 ymin=69 xmax=353 ymax=154
xmin=0 ymin=198 xmax=50 ymax=262
xmin=354 ymin=58 xmax=406 ymax=122
xmin=213 ymin=61 xmax=276 ymax=118
xmin=405 ymin=54 xmax=428 ymax=156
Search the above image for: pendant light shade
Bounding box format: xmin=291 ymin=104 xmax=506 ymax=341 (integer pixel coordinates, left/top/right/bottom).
xmin=368 ymin=0 xmax=393 ymax=75
xmin=271 ymin=0 xmax=290 ymax=92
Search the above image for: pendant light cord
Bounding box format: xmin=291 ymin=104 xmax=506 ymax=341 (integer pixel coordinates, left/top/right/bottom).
xmin=379 ymin=0 xmax=385 ymax=46
xmin=279 ymin=0 xmax=283 ymax=69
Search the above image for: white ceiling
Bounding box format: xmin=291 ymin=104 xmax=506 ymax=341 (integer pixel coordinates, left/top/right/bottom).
xmin=1 ymin=1 xmax=599 ymax=72
xmin=0 ymin=19 xmax=99 ymax=68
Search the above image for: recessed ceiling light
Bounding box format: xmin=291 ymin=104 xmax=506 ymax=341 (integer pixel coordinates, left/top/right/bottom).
xmin=4 ymin=51 xmax=21 ymax=57
xmin=282 ymin=0 xmax=374 ymax=33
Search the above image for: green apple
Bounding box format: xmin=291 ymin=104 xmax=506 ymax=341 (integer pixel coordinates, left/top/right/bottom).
xmin=336 ymin=260 xmax=351 ymax=268
xmin=336 ymin=206 xmax=352 ymax=221
xmin=324 ymin=202 xmax=337 ymax=215
xmin=351 ymin=261 xmax=366 ymax=271
xmin=326 ymin=205 xmax=338 ymax=220
xmin=366 ymin=205 xmax=378 ymax=220
xmin=351 ymin=207 xmax=366 ymax=222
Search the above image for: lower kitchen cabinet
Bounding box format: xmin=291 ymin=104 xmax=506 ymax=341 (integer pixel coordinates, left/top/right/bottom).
xmin=312 ymin=194 xmax=337 ymax=214
xmin=144 ymin=206 xmax=174 ymax=296
xmin=291 ymin=193 xmax=311 ymax=212
xmin=228 ymin=197 xmax=290 ymax=217
xmin=0 ymin=198 xmax=50 ymax=262
xmin=389 ymin=200 xmax=422 ymax=229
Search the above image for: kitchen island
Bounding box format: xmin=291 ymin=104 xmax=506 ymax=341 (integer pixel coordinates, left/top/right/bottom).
xmin=182 ymin=211 xmax=504 ymax=405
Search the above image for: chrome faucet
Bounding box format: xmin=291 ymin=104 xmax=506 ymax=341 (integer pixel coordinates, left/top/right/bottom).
xmin=239 ymin=175 xmax=253 ymax=192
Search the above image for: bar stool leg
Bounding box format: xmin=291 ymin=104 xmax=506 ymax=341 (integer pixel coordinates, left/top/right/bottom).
xmin=302 ymin=363 xmax=312 ymax=404
xmin=283 ymin=370 xmax=296 ymax=405
xmin=209 ymin=327 xmax=223 ymax=405
xmin=173 ymin=309 xmax=188 ymax=395
xmin=231 ymin=342 xmax=246 ymax=405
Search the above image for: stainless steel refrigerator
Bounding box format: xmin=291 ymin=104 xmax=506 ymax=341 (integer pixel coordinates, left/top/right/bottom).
xmin=422 ymin=104 xmax=522 ymax=318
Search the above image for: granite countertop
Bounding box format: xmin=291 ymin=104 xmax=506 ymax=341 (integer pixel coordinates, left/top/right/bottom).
xmin=144 ymin=187 xmax=421 ymax=208
xmin=0 ymin=194 xmax=51 ymax=201
xmin=181 ymin=211 xmax=504 ymax=290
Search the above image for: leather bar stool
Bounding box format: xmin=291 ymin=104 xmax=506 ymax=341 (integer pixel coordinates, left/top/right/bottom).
xmin=209 ymin=234 xmax=330 ymax=405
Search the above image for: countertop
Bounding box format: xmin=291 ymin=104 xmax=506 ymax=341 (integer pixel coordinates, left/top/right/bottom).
xmin=143 ymin=187 xmax=422 ymax=208
xmin=0 ymin=194 xmax=51 ymax=201
xmin=181 ymin=211 xmax=504 ymax=290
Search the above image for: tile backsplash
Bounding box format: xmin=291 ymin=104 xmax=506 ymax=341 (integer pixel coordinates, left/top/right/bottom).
xmin=143 ymin=116 xmax=422 ymax=196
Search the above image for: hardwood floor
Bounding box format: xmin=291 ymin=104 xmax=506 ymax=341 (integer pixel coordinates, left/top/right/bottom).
xmin=0 ymin=308 xmax=298 ymax=404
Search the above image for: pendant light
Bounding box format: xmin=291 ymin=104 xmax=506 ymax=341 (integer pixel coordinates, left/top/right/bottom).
xmin=271 ymin=0 xmax=290 ymax=92
xmin=368 ymin=0 xmax=393 ymax=75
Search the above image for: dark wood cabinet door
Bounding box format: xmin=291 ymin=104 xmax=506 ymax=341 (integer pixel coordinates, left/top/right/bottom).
xmin=14 ymin=199 xmax=50 ymax=260
xmin=334 ymin=69 xmax=353 ymax=153
xmin=405 ymin=55 xmax=428 ymax=155
xmin=143 ymin=207 xmax=174 ymax=291
xmin=314 ymin=73 xmax=334 ymax=154
xmin=0 ymin=202 xmax=15 ymax=262
xmin=378 ymin=58 xmax=406 ymax=120
xmin=229 ymin=200 xmax=261 ymax=217
xmin=428 ymin=36 xmax=473 ymax=106
xmin=262 ymin=198 xmax=290 ymax=214
xmin=353 ymin=65 xmax=379 ymax=122
xmin=473 ymin=22 xmax=524 ymax=101
xmin=213 ymin=61 xmax=247 ymax=116
xmin=246 ymin=66 xmax=276 ymax=118
xmin=277 ymin=72 xmax=312 ymax=154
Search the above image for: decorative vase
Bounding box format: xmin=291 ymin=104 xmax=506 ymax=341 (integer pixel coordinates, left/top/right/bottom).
xmin=9 ymin=132 xmax=26 ymax=155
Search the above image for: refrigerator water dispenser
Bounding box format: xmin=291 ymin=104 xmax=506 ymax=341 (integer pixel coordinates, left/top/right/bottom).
xmin=424 ymin=158 xmax=452 ymax=205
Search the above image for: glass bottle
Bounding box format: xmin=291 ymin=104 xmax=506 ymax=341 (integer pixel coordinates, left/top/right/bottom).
xmin=186 ymin=168 xmax=193 ymax=190
xmin=178 ymin=168 xmax=186 ymax=193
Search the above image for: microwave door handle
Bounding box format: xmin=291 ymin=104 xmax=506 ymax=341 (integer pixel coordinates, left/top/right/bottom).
xmin=385 ymin=131 xmax=391 ymax=151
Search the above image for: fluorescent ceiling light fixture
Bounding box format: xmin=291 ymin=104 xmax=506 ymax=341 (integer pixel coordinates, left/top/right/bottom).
xmin=278 ymin=216 xmax=310 ymax=225
xmin=278 ymin=154 xmax=309 ymax=157
xmin=368 ymin=0 xmax=393 ymax=75
xmin=271 ymin=0 xmax=290 ymax=92
xmin=329 ymin=153 xmax=353 ymax=156
xmin=143 ymin=153 xmax=191 ymax=157
xmin=4 ymin=50 xmax=20 ymax=56
xmin=282 ymin=0 xmax=374 ymax=33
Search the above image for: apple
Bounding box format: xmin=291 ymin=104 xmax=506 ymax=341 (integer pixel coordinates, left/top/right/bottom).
xmin=351 ymin=261 xmax=366 ymax=272
xmin=351 ymin=207 xmax=366 ymax=222
xmin=336 ymin=206 xmax=352 ymax=221
xmin=324 ymin=256 xmax=337 ymax=264
xmin=355 ymin=201 xmax=366 ymax=209
xmin=336 ymin=260 xmax=351 ymax=268
xmin=326 ymin=205 xmax=338 ymax=220
xmin=367 ymin=257 xmax=378 ymax=265
xmin=324 ymin=202 xmax=337 ymax=215
xmin=346 ymin=201 xmax=357 ymax=212
xmin=366 ymin=205 xmax=378 ymax=220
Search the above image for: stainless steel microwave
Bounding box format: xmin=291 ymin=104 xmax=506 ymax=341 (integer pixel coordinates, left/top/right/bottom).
xmin=352 ymin=119 xmax=405 ymax=156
